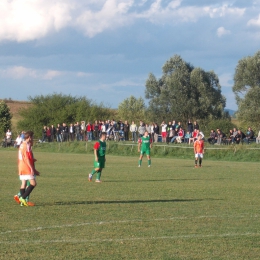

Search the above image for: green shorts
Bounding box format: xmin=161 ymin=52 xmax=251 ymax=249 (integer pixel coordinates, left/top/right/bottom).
xmin=94 ymin=157 xmax=105 ymax=169
xmin=140 ymin=149 xmax=150 ymax=156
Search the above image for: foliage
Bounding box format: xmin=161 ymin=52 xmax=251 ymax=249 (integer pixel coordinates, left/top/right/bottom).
xmin=17 ymin=93 xmax=113 ymax=137
xmin=0 ymin=100 xmax=12 ymax=136
xmin=117 ymin=95 xmax=147 ymax=123
xmin=145 ymin=55 xmax=226 ymax=123
xmin=233 ymin=50 xmax=260 ymax=131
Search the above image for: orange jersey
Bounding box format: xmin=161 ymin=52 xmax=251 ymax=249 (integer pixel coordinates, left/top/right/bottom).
xmin=194 ymin=140 xmax=204 ymax=153
xmin=18 ymin=141 xmax=34 ymax=175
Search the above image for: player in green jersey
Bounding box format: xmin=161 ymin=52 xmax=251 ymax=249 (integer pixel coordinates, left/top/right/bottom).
xmin=88 ymin=132 xmax=107 ymax=183
xmin=138 ymin=130 xmax=152 ymax=167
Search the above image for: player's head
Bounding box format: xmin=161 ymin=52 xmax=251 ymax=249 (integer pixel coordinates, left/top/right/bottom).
xmin=197 ymin=134 xmax=202 ymax=140
xmin=144 ymin=130 xmax=149 ymax=137
xmin=100 ymin=132 xmax=107 ymax=141
xmin=24 ymin=131 xmax=34 ymax=143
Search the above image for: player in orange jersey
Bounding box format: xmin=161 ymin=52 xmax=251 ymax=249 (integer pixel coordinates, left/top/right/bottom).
xmin=193 ymin=134 xmax=204 ymax=168
xmin=17 ymin=131 xmax=40 ymax=206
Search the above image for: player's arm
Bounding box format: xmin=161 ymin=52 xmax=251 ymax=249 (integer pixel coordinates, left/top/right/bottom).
xmin=138 ymin=139 xmax=141 ymax=152
xmin=93 ymin=142 xmax=100 ymax=161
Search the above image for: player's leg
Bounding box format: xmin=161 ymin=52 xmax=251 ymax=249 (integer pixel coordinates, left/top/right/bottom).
xmin=96 ymin=158 xmax=105 ymax=182
xmin=89 ymin=159 xmax=101 ymax=181
xmin=95 ymin=169 xmax=102 ymax=182
xmin=138 ymin=153 xmax=144 ymax=167
xmin=20 ymin=178 xmax=36 ymax=206
xmin=199 ymin=154 xmax=203 ymax=167
xmin=147 ymin=155 xmax=151 ymax=167
xmin=194 ymin=154 xmax=198 ymax=168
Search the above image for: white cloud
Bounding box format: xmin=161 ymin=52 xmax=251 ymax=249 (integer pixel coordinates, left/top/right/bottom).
xmin=0 ymin=0 xmax=249 ymax=41
xmin=217 ymin=27 xmax=231 ymax=37
xmin=219 ymin=73 xmax=233 ymax=88
xmin=247 ymin=14 xmax=260 ymax=27
xmin=0 ymin=66 xmax=64 ymax=80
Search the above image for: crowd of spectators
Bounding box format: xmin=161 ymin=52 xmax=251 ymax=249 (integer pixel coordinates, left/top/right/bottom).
xmin=3 ymin=120 xmax=260 ymax=147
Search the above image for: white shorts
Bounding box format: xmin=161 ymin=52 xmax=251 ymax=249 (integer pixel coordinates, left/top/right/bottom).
xmin=19 ymin=175 xmax=35 ymax=180
xmin=195 ymin=153 xmax=203 ymax=158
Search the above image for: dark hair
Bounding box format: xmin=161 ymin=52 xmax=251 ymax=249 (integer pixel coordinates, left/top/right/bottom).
xmin=24 ymin=131 xmax=34 ymax=139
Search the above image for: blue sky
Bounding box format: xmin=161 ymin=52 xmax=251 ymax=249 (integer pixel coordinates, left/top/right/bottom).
xmin=0 ymin=0 xmax=260 ymax=110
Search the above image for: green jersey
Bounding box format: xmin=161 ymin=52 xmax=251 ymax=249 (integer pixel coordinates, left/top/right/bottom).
xmin=140 ymin=136 xmax=151 ymax=150
xmin=94 ymin=140 xmax=106 ymax=157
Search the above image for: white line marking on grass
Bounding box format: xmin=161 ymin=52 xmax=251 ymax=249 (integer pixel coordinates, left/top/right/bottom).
xmin=1 ymin=214 xmax=259 ymax=235
xmin=1 ymin=232 xmax=260 ymax=244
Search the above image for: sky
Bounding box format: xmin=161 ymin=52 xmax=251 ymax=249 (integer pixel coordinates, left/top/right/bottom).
xmin=1 ymin=0 xmax=260 ymax=110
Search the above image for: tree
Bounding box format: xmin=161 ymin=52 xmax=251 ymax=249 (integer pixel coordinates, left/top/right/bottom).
xmin=0 ymin=100 xmax=12 ymax=136
xmin=17 ymin=93 xmax=113 ymax=137
xmin=233 ymin=51 xmax=260 ymax=130
xmin=117 ymin=96 xmax=146 ymax=122
xmin=145 ymin=55 xmax=226 ymax=123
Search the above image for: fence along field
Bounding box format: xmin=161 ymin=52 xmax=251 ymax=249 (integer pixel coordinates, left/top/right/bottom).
xmin=1 ymin=149 xmax=260 ymax=259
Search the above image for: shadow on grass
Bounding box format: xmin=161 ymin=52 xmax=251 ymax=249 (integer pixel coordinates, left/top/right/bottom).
xmin=39 ymin=198 xmax=222 ymax=207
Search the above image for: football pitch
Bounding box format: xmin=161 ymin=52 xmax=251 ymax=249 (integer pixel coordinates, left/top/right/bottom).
xmin=1 ymin=150 xmax=260 ymax=259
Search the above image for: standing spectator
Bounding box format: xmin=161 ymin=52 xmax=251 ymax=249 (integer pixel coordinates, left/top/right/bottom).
xmin=151 ymin=123 xmax=155 ymax=142
xmin=124 ymin=121 xmax=129 ymax=141
xmin=14 ymin=134 xmax=22 ymax=148
xmin=5 ymin=129 xmax=12 ymax=147
xmin=62 ymin=123 xmax=69 ymax=142
xmin=130 ymin=121 xmax=137 ymax=142
xmin=41 ymin=126 xmax=47 ymax=142
xmin=20 ymin=131 xmax=25 ymax=141
xmin=93 ymin=120 xmax=100 ymax=140
xmin=161 ymin=121 xmax=167 ymax=143
xmin=86 ymin=122 xmax=93 ymax=141
xmin=74 ymin=122 xmax=81 ymax=141
xmin=153 ymin=123 xmax=159 ymax=142
xmin=193 ymin=121 xmax=199 ymax=131
xmin=46 ymin=126 xmax=51 ymax=142
xmin=166 ymin=121 xmax=172 ymax=144
xmin=187 ymin=120 xmax=193 ymax=133
xmin=56 ymin=124 xmax=62 ymax=142
xmin=256 ymin=129 xmax=260 ymax=144
xmin=146 ymin=123 xmax=152 ymax=138
xmin=138 ymin=121 xmax=146 ymax=138
xmin=81 ymin=121 xmax=86 ymax=141
xmin=50 ymin=125 xmax=56 ymax=142
xmin=69 ymin=123 xmax=75 ymax=141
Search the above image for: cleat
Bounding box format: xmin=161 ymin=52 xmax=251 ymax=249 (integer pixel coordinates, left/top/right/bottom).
xmin=138 ymin=165 xmax=141 ymax=167
xmin=148 ymin=165 xmax=151 ymax=167
xmin=27 ymin=201 xmax=35 ymax=206
xmin=88 ymin=173 xmax=92 ymax=182
xmin=14 ymin=195 xmax=20 ymax=204
xmin=199 ymin=165 xmax=202 ymax=168
xmin=194 ymin=165 xmax=198 ymax=168
xmin=95 ymin=180 xmax=101 ymax=183
xmin=19 ymin=197 xmax=28 ymax=206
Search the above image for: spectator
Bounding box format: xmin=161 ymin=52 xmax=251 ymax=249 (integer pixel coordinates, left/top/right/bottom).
xmin=193 ymin=121 xmax=199 ymax=130
xmin=74 ymin=122 xmax=81 ymax=141
xmin=41 ymin=126 xmax=47 ymax=142
xmin=62 ymin=123 xmax=69 ymax=142
xmin=69 ymin=123 xmax=75 ymax=141
xmin=160 ymin=121 xmax=167 ymax=143
xmin=166 ymin=121 xmax=173 ymax=144
xmin=50 ymin=124 xmax=56 ymax=142
xmin=256 ymin=129 xmax=260 ymax=144
xmin=86 ymin=122 xmax=93 ymax=141
xmin=14 ymin=134 xmax=22 ymax=148
xmin=153 ymin=123 xmax=159 ymax=143
xmin=138 ymin=121 xmax=146 ymax=138
xmin=93 ymin=120 xmax=100 ymax=140
xmin=124 ymin=121 xmax=129 ymax=141
xmin=130 ymin=121 xmax=137 ymax=142
xmin=176 ymin=127 xmax=184 ymax=143
xmin=56 ymin=124 xmax=62 ymax=142
xmin=189 ymin=129 xmax=198 ymax=145
xmin=184 ymin=131 xmax=191 ymax=143
xmin=225 ymin=129 xmax=234 ymax=145
xmin=151 ymin=123 xmax=155 ymax=142
xmin=243 ymin=127 xmax=254 ymax=144
xmin=234 ymin=129 xmax=245 ymax=144
xmin=46 ymin=126 xmax=51 ymax=142
xmin=216 ymin=129 xmax=224 ymax=145
xmin=187 ymin=119 xmax=193 ymax=133
xmin=208 ymin=129 xmax=216 ymax=144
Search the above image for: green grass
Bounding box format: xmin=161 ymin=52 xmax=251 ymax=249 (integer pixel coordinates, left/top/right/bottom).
xmin=1 ymin=150 xmax=260 ymax=259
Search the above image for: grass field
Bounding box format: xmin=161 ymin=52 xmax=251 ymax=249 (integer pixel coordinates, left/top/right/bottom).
xmin=1 ymin=149 xmax=260 ymax=259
